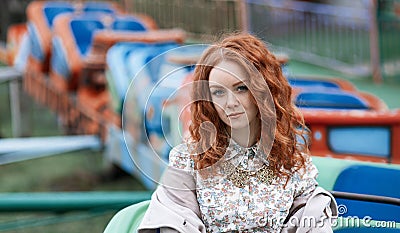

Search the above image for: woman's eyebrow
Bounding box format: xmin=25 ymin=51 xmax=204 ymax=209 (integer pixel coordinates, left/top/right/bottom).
xmin=209 ymin=80 xmax=248 ymax=89
xmin=232 ymin=80 xmax=246 ymax=86
xmin=209 ymin=84 xmax=224 ymax=88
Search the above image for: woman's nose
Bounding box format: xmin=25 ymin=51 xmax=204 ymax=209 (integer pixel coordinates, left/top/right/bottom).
xmin=226 ymin=91 xmax=239 ymax=108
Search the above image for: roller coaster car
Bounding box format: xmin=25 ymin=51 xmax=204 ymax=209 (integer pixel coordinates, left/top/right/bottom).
xmin=50 ymin=13 xmax=110 ymax=91
xmin=288 ymin=75 xmax=387 ymax=111
xmin=19 ymin=1 xmax=168 ymax=139
xmin=104 ymin=38 xmax=187 ymax=113
xmin=47 ymin=12 xmax=182 ymax=139
xmin=104 ymin=43 xmax=205 ymax=189
xmin=303 ymin=109 xmax=400 ymax=164
xmin=49 ymin=12 xmax=174 ymax=92
xmin=91 ymin=28 xmax=185 ymax=62
xmin=78 ymin=31 xmax=186 ymax=131
xmin=25 ymin=1 xmax=127 ymax=72
xmin=286 ymin=75 xmax=398 ymax=163
xmin=293 ymin=89 xmax=387 ymax=111
xmin=288 ymin=75 xmax=357 ymax=92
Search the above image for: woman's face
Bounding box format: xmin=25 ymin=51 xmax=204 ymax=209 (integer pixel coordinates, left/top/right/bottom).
xmin=208 ymin=60 xmax=259 ymax=131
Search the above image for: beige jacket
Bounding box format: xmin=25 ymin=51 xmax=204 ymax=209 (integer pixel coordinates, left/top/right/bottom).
xmin=137 ymin=166 xmax=338 ymax=233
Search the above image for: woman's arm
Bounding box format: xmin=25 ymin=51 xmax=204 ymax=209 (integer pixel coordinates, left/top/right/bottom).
xmin=282 ymin=158 xmax=338 ymax=232
xmin=138 ymin=145 xmax=206 ymax=233
xmin=282 ymin=187 xmax=338 ymax=233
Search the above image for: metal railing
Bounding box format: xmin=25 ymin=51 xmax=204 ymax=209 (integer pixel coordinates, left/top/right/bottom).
xmin=246 ymin=0 xmax=372 ymax=77
xmin=0 ymin=191 xmax=152 ymax=232
xmin=126 ymin=0 xmax=400 ymax=81
xmin=377 ymin=0 xmax=400 ymax=81
xmin=127 ymin=0 xmax=241 ymax=41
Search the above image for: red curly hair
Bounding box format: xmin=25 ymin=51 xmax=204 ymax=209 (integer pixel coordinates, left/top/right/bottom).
xmin=189 ymin=33 xmax=309 ymax=178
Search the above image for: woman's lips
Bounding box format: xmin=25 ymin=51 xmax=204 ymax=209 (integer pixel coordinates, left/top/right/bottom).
xmin=227 ymin=112 xmax=244 ymax=119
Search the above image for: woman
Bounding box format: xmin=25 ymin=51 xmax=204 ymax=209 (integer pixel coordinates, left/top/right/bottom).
xmin=138 ymin=33 xmax=337 ymax=233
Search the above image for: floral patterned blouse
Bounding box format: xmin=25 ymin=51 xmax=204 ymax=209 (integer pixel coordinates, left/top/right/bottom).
xmin=168 ymin=140 xmax=318 ymax=233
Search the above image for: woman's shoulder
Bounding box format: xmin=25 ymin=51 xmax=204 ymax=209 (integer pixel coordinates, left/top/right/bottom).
xmin=168 ymin=140 xmax=196 ymax=170
xmin=289 ymin=154 xmax=319 ymax=196
xmin=287 ymin=154 xmax=319 ymax=184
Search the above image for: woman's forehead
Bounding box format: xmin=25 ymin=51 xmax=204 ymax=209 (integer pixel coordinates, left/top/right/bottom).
xmin=208 ymin=61 xmax=248 ymax=85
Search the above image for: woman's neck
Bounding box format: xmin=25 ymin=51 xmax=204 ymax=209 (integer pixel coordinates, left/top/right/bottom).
xmin=231 ymin=127 xmax=259 ymax=148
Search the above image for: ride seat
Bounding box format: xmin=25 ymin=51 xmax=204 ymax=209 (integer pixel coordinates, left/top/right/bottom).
xmin=333 ymin=165 xmax=400 ymax=222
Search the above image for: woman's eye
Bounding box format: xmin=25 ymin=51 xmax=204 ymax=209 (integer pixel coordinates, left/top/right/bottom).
xmin=211 ymin=89 xmax=225 ymax=96
xmin=236 ymin=85 xmax=248 ymax=92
